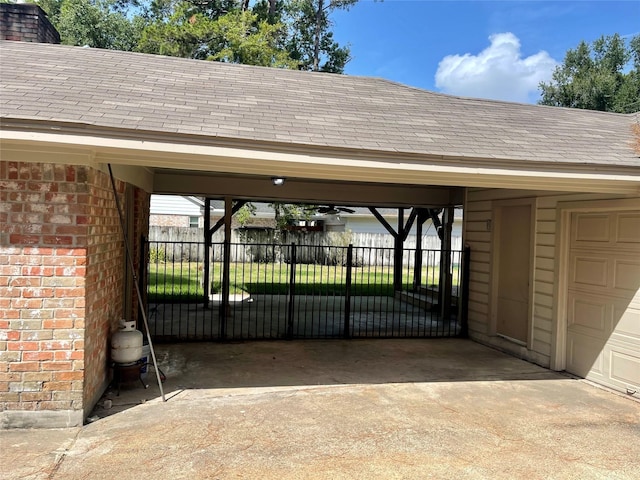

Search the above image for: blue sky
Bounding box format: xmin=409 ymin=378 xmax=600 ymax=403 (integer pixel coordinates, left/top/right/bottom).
xmin=331 ymin=0 xmax=640 ymax=103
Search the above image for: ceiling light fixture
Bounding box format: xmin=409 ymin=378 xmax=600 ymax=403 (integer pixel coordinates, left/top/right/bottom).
xmin=271 ymin=177 xmax=286 ymax=186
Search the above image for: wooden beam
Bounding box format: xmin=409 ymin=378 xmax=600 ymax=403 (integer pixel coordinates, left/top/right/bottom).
xmin=369 ymin=207 xmax=398 ymax=237
xmin=400 ymin=208 xmax=418 ymax=241
xmin=155 ymin=172 xmax=461 ymax=208
xmin=208 ymin=200 xmax=247 ymax=237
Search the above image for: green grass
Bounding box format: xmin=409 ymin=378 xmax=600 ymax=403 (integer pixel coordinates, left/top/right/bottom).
xmin=148 ymin=261 xmax=458 ymax=303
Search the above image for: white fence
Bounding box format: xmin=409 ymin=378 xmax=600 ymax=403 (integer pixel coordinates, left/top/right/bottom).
xmin=148 ymin=227 xmax=462 ymax=266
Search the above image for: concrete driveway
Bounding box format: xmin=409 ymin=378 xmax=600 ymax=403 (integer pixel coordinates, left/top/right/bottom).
xmin=2 ymin=339 xmax=639 ymax=479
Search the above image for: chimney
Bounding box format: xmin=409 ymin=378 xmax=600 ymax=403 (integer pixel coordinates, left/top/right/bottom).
xmin=0 ymin=3 xmax=61 ymax=44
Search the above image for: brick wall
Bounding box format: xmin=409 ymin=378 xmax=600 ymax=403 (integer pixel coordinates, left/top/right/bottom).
xmin=0 ymin=161 xmax=149 ymax=427
xmin=82 ymin=169 xmax=126 ymax=414
xmin=0 ymin=4 xmax=60 ymax=44
xmin=150 ymin=214 xmax=191 ymax=227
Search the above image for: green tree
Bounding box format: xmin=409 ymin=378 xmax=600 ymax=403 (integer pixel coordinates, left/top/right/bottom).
xmin=284 ymin=0 xmax=357 ymax=73
xmin=137 ymin=5 xmax=297 ymax=66
xmin=37 ymin=0 xmax=142 ymax=50
xmin=270 ymin=203 xmax=317 ymax=230
xmin=539 ymin=33 xmax=640 ymax=113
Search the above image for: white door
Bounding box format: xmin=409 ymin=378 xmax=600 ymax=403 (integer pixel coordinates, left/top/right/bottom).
xmin=566 ymin=210 xmax=640 ymax=393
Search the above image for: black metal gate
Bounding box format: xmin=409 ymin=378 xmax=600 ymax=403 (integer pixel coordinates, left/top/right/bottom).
xmin=145 ymin=240 xmax=469 ymax=341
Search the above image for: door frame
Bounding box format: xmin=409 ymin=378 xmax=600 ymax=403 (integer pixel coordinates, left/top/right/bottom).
xmin=489 ymin=198 xmax=536 ymax=348
xmin=551 ymin=197 xmax=640 ymax=371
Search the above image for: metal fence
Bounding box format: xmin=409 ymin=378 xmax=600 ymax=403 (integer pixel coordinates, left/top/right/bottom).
xmin=146 ymin=240 xmax=469 ymax=341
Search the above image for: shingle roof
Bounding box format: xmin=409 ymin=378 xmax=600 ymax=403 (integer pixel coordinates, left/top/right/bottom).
xmin=1 ymin=41 xmax=638 ymax=167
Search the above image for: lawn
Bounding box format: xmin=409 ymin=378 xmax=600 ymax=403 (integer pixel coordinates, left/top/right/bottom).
xmin=148 ymin=261 xmax=457 ymax=303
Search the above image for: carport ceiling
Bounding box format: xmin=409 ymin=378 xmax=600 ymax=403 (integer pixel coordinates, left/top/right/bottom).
xmin=153 ymin=170 xmax=463 ymax=208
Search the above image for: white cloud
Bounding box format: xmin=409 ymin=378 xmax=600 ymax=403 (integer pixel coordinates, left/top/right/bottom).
xmin=434 ymin=33 xmax=557 ymax=103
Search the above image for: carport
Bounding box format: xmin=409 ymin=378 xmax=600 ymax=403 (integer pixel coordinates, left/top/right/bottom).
xmin=1 ymin=40 xmax=639 ymax=428
xmin=147 ymin=173 xmax=465 ymax=342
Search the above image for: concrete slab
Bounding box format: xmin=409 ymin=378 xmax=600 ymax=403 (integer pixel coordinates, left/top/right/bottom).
xmin=2 ymin=340 xmax=639 ymax=479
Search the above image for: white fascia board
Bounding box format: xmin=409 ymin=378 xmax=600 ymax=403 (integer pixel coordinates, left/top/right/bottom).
xmin=2 ymin=129 xmax=639 ymax=195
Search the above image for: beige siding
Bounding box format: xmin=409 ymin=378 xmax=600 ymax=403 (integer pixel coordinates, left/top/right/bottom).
xmin=464 ymin=188 xmax=637 ymax=367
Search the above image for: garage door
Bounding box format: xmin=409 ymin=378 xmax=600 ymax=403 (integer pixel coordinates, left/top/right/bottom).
xmin=566 ymin=210 xmax=640 ymax=394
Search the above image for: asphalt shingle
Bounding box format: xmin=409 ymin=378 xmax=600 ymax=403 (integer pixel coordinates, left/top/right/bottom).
xmin=1 ymin=41 xmax=638 ymax=167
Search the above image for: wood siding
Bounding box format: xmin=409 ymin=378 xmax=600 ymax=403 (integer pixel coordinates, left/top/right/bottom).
xmin=464 ymin=188 xmax=637 ymax=367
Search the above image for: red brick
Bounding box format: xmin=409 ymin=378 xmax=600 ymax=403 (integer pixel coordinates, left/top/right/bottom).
xmin=54 ymin=288 xmax=85 ymax=298
xmin=45 ymin=193 xmax=75 ymax=203
xmin=42 ymin=361 xmax=72 ymax=371
xmin=11 ymin=298 xmax=42 ymax=309
xmin=22 ymin=266 xmax=54 ymax=276
xmin=9 ymin=362 xmax=39 ymax=372
xmin=54 ymin=351 xmax=83 ymax=361
xmin=0 ymin=287 xmax=20 ymax=298
xmin=42 ymin=256 xmax=74 ymax=266
xmin=27 ymin=181 xmax=55 ymax=193
xmin=43 ymin=236 xmax=73 ymax=245
xmin=55 ymin=248 xmax=86 ymax=257
xmin=55 ymin=266 xmax=86 ymax=276
xmin=43 ymin=341 xmax=73 ymax=350
xmin=23 ymin=351 xmax=54 ymax=361
xmin=23 ymin=247 xmax=54 ymax=255
xmin=43 ymin=381 xmax=72 ymax=391
xmin=8 ymin=341 xmax=39 ymax=351
xmin=53 ymin=371 xmax=83 ymax=381
xmin=43 ymin=319 xmax=74 ymax=329
xmin=55 ymin=226 xmax=87 ymax=236
xmin=9 ymin=234 xmax=41 ymax=245
xmin=4 ymin=331 xmax=20 ymax=341
xmin=22 ymin=288 xmax=54 ymax=298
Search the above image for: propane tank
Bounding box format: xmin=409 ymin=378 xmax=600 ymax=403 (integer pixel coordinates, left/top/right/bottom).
xmin=111 ymin=321 xmax=143 ymax=364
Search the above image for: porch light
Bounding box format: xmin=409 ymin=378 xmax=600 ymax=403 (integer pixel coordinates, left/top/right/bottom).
xmin=271 ymin=177 xmax=286 ymax=186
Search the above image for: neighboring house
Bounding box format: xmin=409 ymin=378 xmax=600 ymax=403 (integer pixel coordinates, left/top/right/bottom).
xmin=1 ymin=28 xmax=639 ymax=428
xmin=150 ymin=195 xmax=205 ymax=228
xmin=150 ymin=195 xmax=463 ymax=238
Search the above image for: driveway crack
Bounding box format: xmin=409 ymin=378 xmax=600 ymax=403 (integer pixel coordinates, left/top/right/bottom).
xmin=47 ymin=428 xmax=81 ymax=479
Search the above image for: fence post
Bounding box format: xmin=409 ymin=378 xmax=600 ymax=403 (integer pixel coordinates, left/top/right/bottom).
xmin=460 ymin=245 xmax=471 ymax=338
xmin=287 ymin=242 xmax=296 ymax=340
xmin=344 ymin=244 xmax=353 ymax=339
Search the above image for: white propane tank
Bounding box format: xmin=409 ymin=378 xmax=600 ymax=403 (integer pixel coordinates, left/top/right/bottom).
xmin=111 ymin=321 xmax=143 ymax=364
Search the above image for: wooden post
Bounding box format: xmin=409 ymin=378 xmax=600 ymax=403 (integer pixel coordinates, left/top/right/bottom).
xmin=220 ymin=196 xmax=233 ymax=339
xmin=440 ymin=207 xmax=454 ymax=320
xmin=393 ymin=208 xmax=404 ymax=292
xmin=287 ymin=242 xmax=296 ymax=339
xmin=413 ymin=209 xmax=424 ymax=291
xmin=203 ymin=197 xmax=211 ymax=308
xmin=344 ymin=244 xmax=353 ymax=339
